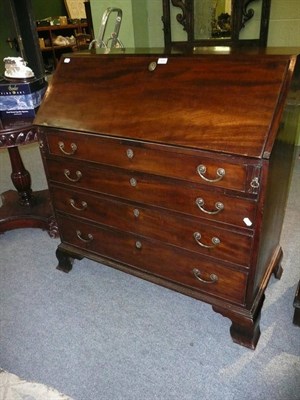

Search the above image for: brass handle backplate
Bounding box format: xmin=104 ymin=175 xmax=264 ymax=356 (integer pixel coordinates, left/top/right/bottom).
xmin=58 ymin=141 xmax=77 ymax=155
xmin=192 ymin=268 xmax=218 ymax=284
xmin=197 ymin=165 xmax=225 ymax=183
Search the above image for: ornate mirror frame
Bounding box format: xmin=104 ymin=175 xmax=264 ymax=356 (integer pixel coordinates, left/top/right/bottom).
xmin=162 ymin=0 xmax=271 ymax=49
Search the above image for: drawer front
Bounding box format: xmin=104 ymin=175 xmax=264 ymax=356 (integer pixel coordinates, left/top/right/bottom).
xmin=45 ymin=130 xmax=249 ymax=192
xmin=51 ymin=186 xmax=253 ymax=266
xmin=47 ymin=158 xmax=257 ymax=229
xmin=57 ymin=214 xmax=247 ymax=305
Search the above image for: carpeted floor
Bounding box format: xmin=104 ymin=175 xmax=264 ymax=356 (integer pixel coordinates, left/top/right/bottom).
xmin=0 ymin=143 xmax=300 ymax=400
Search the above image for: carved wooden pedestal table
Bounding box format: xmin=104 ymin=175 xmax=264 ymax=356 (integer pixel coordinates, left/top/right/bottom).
xmin=0 ymin=119 xmax=57 ymax=237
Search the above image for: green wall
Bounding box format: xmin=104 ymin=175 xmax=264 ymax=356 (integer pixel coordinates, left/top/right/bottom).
xmin=146 ymin=0 xmax=164 ymax=47
xmin=90 ymin=0 xmax=136 ymax=48
xmin=31 ymin=0 xmax=67 ymax=20
xmin=132 ymin=0 xmax=149 ymax=47
xmin=0 ymin=1 xmax=19 ymax=61
xmin=89 ymin=0 xmax=164 ymax=48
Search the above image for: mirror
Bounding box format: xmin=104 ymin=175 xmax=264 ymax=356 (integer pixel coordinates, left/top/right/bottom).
xmin=162 ymin=0 xmax=271 ymax=49
xmin=195 ymin=0 xmax=232 ymax=40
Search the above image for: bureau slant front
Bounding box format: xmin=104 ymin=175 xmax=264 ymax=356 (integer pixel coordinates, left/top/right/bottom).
xmin=34 ymin=50 xmax=300 ymax=349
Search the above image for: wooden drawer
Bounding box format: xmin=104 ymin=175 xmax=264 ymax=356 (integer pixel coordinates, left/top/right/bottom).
xmin=45 ymin=129 xmax=252 ymax=193
xmin=57 ymin=214 xmax=248 ymax=305
xmin=46 ymin=158 xmax=257 ymax=229
xmin=51 ymin=186 xmax=253 ymax=266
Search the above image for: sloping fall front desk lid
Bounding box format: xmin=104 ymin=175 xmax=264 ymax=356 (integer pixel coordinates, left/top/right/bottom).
xmin=34 ymin=52 xmax=298 ymax=159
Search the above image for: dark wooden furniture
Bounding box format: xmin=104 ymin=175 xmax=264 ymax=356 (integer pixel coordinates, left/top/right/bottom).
xmin=0 ymin=119 xmax=57 ymax=237
xmin=35 ymin=48 xmax=299 ymax=349
xmin=293 ymin=280 xmax=300 ymax=326
xmin=162 ymin=0 xmax=271 ymax=49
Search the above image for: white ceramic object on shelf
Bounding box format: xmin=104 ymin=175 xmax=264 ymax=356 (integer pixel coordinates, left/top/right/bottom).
xmin=3 ymin=57 xmax=34 ymax=79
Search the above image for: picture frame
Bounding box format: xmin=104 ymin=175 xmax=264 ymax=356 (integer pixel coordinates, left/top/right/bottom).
xmin=64 ymin=0 xmax=87 ymax=19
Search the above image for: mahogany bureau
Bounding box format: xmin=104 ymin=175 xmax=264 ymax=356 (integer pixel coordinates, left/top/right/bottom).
xmin=34 ymin=50 xmax=300 ymax=349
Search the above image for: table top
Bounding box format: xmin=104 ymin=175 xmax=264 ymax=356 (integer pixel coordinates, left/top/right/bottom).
xmin=0 ymin=118 xmax=37 ymax=149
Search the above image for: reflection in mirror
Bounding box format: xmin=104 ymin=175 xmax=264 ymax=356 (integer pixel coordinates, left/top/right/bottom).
xmin=194 ymin=0 xmax=232 ymax=40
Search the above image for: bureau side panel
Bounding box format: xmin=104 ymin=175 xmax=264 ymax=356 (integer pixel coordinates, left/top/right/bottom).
xmin=250 ymin=107 xmax=298 ymax=302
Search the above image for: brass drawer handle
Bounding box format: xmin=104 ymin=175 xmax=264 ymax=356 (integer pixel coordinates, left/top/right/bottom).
xmin=193 ymin=232 xmax=220 ymax=249
xmin=250 ymin=177 xmax=260 ymax=189
xmin=58 ymin=141 xmax=77 ymax=155
xmin=192 ymin=268 xmax=218 ymax=284
xmin=195 ymin=198 xmax=224 ymax=215
xmin=69 ymin=198 xmax=87 ymax=211
xmin=64 ymin=169 xmax=82 ymax=182
xmin=76 ymin=230 xmax=93 ymax=243
xmin=197 ymin=165 xmax=225 ymax=183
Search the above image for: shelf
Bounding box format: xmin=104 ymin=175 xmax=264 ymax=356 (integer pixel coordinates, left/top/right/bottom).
xmin=36 ymin=22 xmax=90 ymax=71
xmin=40 ymin=45 xmax=75 ymax=52
xmin=37 ymin=23 xmax=88 ymax=32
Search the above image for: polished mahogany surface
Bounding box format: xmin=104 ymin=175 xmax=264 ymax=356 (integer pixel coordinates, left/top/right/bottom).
xmin=35 ymin=51 xmax=296 ymax=158
xmin=35 ymin=49 xmax=300 ymax=349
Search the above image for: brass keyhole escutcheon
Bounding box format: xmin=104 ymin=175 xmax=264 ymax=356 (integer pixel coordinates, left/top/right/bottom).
xmin=148 ymin=61 xmax=157 ymax=72
xmin=135 ymin=241 xmax=142 ymax=249
xmin=130 ymin=178 xmax=137 ymax=187
xmin=126 ymin=148 xmax=134 ymax=159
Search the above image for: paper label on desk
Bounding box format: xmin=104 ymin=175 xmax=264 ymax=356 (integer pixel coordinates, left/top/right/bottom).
xmin=64 ymin=58 xmax=71 ymax=64
xmin=243 ymin=217 xmax=252 ymax=227
xmin=158 ymin=58 xmax=168 ymax=64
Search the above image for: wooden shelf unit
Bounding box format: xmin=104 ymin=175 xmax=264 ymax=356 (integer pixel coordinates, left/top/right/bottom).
xmin=37 ymin=23 xmax=90 ymax=71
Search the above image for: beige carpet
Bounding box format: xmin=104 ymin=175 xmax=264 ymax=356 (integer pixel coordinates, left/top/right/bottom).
xmin=0 ymin=370 xmax=74 ymax=400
